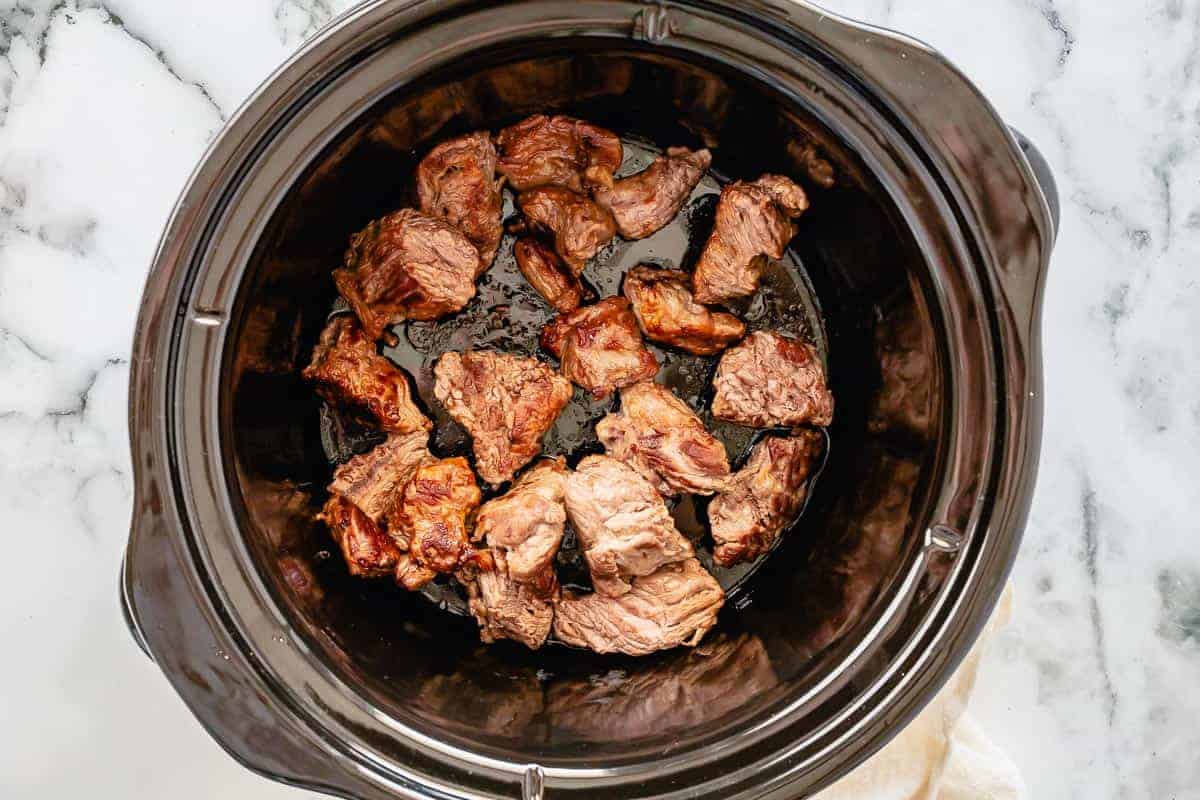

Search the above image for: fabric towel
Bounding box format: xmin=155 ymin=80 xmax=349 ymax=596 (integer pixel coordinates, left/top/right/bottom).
xmin=818 ymin=587 xmax=1022 ymax=800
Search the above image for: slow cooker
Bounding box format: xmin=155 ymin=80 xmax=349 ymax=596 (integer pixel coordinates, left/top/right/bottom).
xmin=120 ymin=1 xmax=1057 ymax=797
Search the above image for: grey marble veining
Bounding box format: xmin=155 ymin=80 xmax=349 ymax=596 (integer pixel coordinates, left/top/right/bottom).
xmin=0 ymin=1 xmax=1196 ymax=798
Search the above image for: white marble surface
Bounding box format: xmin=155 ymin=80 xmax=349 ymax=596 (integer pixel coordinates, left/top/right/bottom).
xmin=0 ymin=1 xmax=1196 ymax=798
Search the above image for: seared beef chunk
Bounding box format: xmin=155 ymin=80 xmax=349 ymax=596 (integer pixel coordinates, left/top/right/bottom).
xmin=540 ymin=297 xmax=659 ymax=398
xmin=433 ymin=351 xmax=573 ymax=485
xmin=302 ymin=316 xmax=432 ymax=434
xmin=320 ymin=495 xmax=400 ymax=578
xmin=596 ymin=381 xmax=730 ymax=497
xmin=474 ymin=459 xmax=568 ymax=587
xmin=709 ymin=430 xmax=823 ymax=567
xmin=564 ymin=455 xmax=693 ymax=597
xmin=622 ymin=265 xmax=745 ymax=355
xmin=692 ymin=174 xmax=808 ymax=305
xmin=711 ymin=331 xmax=834 ymax=427
xmin=496 ymin=114 xmax=623 ymax=192
xmin=594 ymin=147 xmax=711 ymax=239
xmin=328 ymin=431 xmax=432 ymax=527
xmin=514 ymin=237 xmax=583 ymax=313
xmin=517 ymin=186 xmax=616 ymax=274
xmin=464 ymin=550 xmax=556 ymax=649
xmin=552 ymin=559 xmax=724 ymax=656
xmin=416 ymin=131 xmax=503 ymax=273
xmin=333 ymin=208 xmax=480 ymax=341
xmin=391 ymin=457 xmax=482 ymax=590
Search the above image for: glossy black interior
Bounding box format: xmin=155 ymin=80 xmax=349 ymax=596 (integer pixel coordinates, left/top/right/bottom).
xmin=224 ymin=48 xmax=945 ymax=761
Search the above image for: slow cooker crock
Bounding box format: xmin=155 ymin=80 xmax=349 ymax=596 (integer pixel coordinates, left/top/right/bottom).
xmin=120 ymin=1 xmax=1057 ymax=798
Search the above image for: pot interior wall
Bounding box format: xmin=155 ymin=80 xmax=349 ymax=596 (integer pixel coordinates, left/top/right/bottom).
xmin=224 ymin=46 xmax=946 ymax=764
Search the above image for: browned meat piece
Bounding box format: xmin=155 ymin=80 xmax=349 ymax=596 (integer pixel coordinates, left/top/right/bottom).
xmin=622 ymin=265 xmax=745 ymax=355
xmin=540 ymin=298 xmax=659 ymax=398
xmin=433 ymin=351 xmax=573 ymax=485
xmin=711 ymin=331 xmax=834 ymax=428
xmin=327 ymin=431 xmax=432 ymax=525
xmin=596 ymin=381 xmax=730 ymax=497
xmin=391 ymin=457 xmax=482 ymax=590
xmin=513 ymin=237 xmax=582 ymax=312
xmin=517 ymin=186 xmax=616 ymax=274
xmin=319 ymin=495 xmax=400 ymax=578
xmin=496 ymin=114 xmax=623 ymax=192
xmin=709 ymin=430 xmax=823 ymax=567
xmin=302 ymin=316 xmax=432 ymax=434
xmin=564 ymin=455 xmax=693 ymax=596
xmin=333 ymin=208 xmax=480 ymax=341
xmin=464 ymin=550 xmax=556 ymax=649
xmin=691 ymin=174 xmax=809 ymax=305
xmin=416 ymin=131 xmax=503 ymax=273
xmin=594 ymin=147 xmax=712 ymax=239
xmin=474 ymin=459 xmax=568 ymax=586
xmin=552 ymin=559 xmax=724 ymax=656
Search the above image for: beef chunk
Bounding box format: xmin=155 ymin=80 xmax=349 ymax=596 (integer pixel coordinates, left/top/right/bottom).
xmin=416 ymin=131 xmax=503 ymax=273
xmin=302 ymin=316 xmax=432 ymax=434
xmin=709 ymin=430 xmax=823 ymax=567
xmin=464 ymin=550 xmax=556 ymax=650
xmin=433 ymin=351 xmax=573 ymax=485
xmin=496 ymin=114 xmax=623 ymax=192
xmin=540 ymin=297 xmax=659 ymax=398
xmin=391 ymin=457 xmax=482 ymax=590
xmin=320 ymin=495 xmax=400 ymax=578
xmin=594 ymin=147 xmax=711 ymax=239
xmin=517 ymin=186 xmax=616 ymax=274
xmin=564 ymin=455 xmax=694 ymax=597
xmin=711 ymin=331 xmax=834 ymax=428
xmin=328 ymin=431 xmax=433 ymax=525
xmin=596 ymin=381 xmax=731 ymax=496
xmin=474 ymin=459 xmax=568 ymax=586
xmin=552 ymin=559 xmax=724 ymax=656
xmin=514 ymin=237 xmax=583 ymax=313
xmin=333 ymin=208 xmax=480 ymax=341
xmin=691 ymin=174 xmax=808 ymax=305
xmin=622 ymin=265 xmax=745 ymax=355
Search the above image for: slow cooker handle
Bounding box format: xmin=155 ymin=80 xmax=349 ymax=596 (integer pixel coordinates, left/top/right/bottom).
xmin=1009 ymin=127 xmax=1060 ymax=243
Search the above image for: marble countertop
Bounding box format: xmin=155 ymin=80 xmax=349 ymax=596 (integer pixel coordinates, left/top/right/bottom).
xmin=1 ymin=1 xmax=1196 ymax=798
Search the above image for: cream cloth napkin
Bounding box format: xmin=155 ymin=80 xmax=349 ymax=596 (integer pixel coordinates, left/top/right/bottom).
xmin=817 ymin=587 xmax=1023 ymax=800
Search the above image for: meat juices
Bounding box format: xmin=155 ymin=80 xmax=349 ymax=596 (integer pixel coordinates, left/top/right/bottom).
xmin=391 ymin=457 xmax=483 ymax=590
xmin=711 ymin=331 xmax=834 ymax=428
xmin=302 ymin=316 xmax=432 ymax=435
xmin=433 ymin=350 xmax=574 ymax=485
xmin=464 ymin=459 xmax=569 ymax=649
xmin=517 ymin=186 xmax=616 ymax=274
xmin=327 ymin=431 xmax=433 ymax=525
xmin=553 ymin=559 xmax=724 ymax=657
xmin=594 ymin=147 xmax=712 ymax=239
xmin=333 ymin=208 xmax=480 ymax=341
xmin=416 ymin=131 xmax=503 ymax=273
xmin=319 ymin=495 xmax=400 ymax=578
xmin=709 ymin=430 xmax=824 ymax=567
xmin=473 ymin=459 xmax=568 ymax=586
xmin=541 ymin=297 xmax=659 ymax=398
xmin=596 ymin=381 xmax=731 ymax=497
xmin=563 ymin=455 xmax=694 ymax=597
xmin=691 ymin=174 xmax=809 ymax=305
xmin=622 ymin=265 xmax=745 ymax=355
xmin=496 ymin=114 xmax=623 ymax=192
xmin=513 ymin=237 xmax=583 ymax=313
